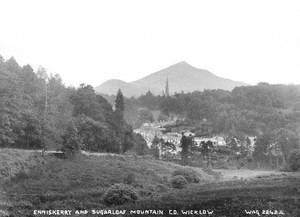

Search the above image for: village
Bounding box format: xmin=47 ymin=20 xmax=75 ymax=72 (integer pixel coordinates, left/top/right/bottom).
xmin=133 ymin=119 xmax=287 ymax=169
xmin=134 ymin=120 xmax=254 ymax=152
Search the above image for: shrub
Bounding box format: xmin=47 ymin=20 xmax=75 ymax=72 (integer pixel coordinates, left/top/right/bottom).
xmin=103 ymin=184 xmax=138 ymax=205
xmin=287 ymin=149 xmax=300 ymax=171
xmin=172 ymin=168 xmax=200 ymax=183
xmin=170 ymin=175 xmax=188 ymax=189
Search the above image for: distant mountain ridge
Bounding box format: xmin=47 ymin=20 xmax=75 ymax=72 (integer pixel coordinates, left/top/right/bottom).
xmin=95 ymin=61 xmax=247 ymax=97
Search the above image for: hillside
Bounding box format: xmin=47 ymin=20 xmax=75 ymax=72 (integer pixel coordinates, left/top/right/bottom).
xmin=96 ymin=79 xmax=144 ymax=98
xmin=1 ymin=149 xmax=214 ymax=216
xmin=95 ymin=61 xmax=247 ymax=97
xmin=2 ymin=149 xmax=299 ymax=216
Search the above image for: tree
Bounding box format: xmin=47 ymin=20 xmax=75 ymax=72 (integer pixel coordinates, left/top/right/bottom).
xmin=287 ymin=149 xmax=300 ymax=171
xmin=200 ymin=140 xmax=214 ymax=167
xmin=180 ymin=133 xmax=193 ymax=165
xmin=132 ymin=133 xmax=149 ymax=155
xmin=137 ymin=108 xmax=154 ymax=123
xmin=253 ymin=132 xmax=273 ymax=168
xmin=122 ymin=124 xmax=135 ymax=153
xmin=76 ymin=114 xmax=110 ymax=152
xmin=274 ymin=128 xmax=300 ymax=165
xmin=62 ymin=121 xmax=81 ymax=157
xmin=17 ymin=111 xmax=42 ymax=149
xmin=151 ymin=136 xmax=161 ymax=159
xmin=0 ymin=115 xmax=15 ymax=147
xmin=113 ymin=89 xmax=136 ymax=153
xmin=70 ymin=84 xmax=105 ymax=121
xmin=115 ymin=89 xmax=125 ymax=119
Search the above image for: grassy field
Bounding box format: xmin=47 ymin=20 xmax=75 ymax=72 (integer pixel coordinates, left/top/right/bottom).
xmin=0 ymin=149 xmax=214 ymax=216
xmin=1 ymin=148 xmax=299 ymax=217
xmin=122 ymin=174 xmax=300 ymax=216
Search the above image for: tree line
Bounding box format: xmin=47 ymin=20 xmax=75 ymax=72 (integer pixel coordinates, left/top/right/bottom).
xmin=119 ymin=83 xmax=300 ymax=168
xmin=0 ymin=55 xmax=143 ymax=154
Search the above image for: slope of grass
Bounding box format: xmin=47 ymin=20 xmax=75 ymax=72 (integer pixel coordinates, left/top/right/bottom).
xmin=1 ymin=148 xmax=299 ymax=217
xmin=121 ymin=174 xmax=300 ymax=217
xmin=0 ymin=148 xmax=45 ymax=181
xmin=1 ymin=149 xmax=214 ymax=216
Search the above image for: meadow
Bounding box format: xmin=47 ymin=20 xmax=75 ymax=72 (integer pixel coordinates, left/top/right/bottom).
xmin=1 ymin=148 xmax=299 ymax=217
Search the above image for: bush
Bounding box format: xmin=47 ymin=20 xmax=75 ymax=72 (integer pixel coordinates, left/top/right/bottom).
xmin=103 ymin=184 xmax=138 ymax=206
xmin=287 ymin=149 xmax=300 ymax=171
xmin=172 ymin=168 xmax=200 ymax=183
xmin=170 ymin=175 xmax=188 ymax=189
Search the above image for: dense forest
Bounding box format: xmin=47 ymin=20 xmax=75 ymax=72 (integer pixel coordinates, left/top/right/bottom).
xmin=0 ymin=55 xmax=144 ymax=153
xmin=125 ymin=84 xmax=300 ymax=135
xmin=116 ymin=81 xmax=300 ymax=167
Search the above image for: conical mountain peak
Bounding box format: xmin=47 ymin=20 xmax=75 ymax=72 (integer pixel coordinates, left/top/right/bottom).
xmin=171 ymin=61 xmax=193 ymax=68
xmin=95 ymin=62 xmax=247 ymax=97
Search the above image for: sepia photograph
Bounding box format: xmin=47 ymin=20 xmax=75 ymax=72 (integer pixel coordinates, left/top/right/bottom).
xmin=0 ymin=0 xmax=300 ymax=216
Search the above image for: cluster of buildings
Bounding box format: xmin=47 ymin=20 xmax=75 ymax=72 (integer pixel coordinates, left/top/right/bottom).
xmin=134 ymin=122 xmax=231 ymax=154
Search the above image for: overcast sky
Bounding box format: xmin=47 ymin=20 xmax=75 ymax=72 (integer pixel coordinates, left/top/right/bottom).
xmin=0 ymin=0 xmax=300 ymax=87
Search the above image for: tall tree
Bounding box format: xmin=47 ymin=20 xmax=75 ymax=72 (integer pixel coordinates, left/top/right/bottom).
xmin=115 ymin=89 xmax=125 ymax=119
xmin=61 ymin=121 xmax=81 ymax=157
xmin=180 ymin=133 xmax=193 ymax=165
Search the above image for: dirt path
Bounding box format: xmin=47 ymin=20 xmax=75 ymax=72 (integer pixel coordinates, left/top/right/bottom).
xmin=215 ymin=169 xmax=287 ymax=180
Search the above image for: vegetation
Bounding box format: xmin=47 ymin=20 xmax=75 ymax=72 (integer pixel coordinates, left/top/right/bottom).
xmin=122 ymin=174 xmax=300 ymax=217
xmin=61 ymin=121 xmax=81 ymax=157
xmin=170 ymin=175 xmax=188 ymax=189
xmin=172 ymin=168 xmax=200 ymax=183
xmin=0 ymin=55 xmax=142 ymax=154
xmin=287 ymin=149 xmax=300 ymax=171
xmin=120 ymin=84 xmax=300 ymax=168
xmin=1 ymin=148 xmax=215 ymax=215
xmin=179 ymin=133 xmax=193 ymax=165
xmin=103 ymin=183 xmax=138 ymax=206
xmin=1 ymin=54 xmax=300 ymax=216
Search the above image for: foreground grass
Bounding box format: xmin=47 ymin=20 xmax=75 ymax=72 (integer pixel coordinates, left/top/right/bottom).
xmin=1 ymin=149 xmax=300 ymax=217
xmin=118 ymin=173 xmax=300 ymax=217
xmin=1 ymin=149 xmax=213 ymax=216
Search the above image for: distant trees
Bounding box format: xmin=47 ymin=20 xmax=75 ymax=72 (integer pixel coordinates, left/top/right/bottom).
xmin=70 ymin=86 xmax=135 ymax=153
xmin=0 ymin=56 xmax=74 ymax=149
xmin=253 ymin=132 xmax=273 ymax=168
xmin=126 ymin=84 xmax=300 ymax=137
xmin=1 ymin=54 xmax=300 ymax=163
xmin=274 ymin=128 xmax=299 ymax=163
xmin=252 ymin=128 xmax=300 ymax=169
xmin=0 ymin=55 xmax=137 ymax=154
xmin=137 ymin=108 xmax=154 ymax=124
xmin=117 ymin=83 xmax=300 ymax=168
xmin=287 ymin=149 xmax=300 ymax=171
xmin=138 ymin=91 xmax=160 ymax=110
